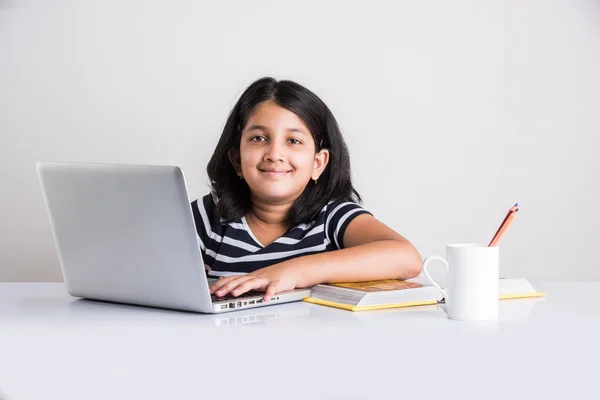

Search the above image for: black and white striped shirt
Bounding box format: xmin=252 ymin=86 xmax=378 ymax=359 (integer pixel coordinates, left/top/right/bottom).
xmin=191 ymin=193 xmax=372 ymax=277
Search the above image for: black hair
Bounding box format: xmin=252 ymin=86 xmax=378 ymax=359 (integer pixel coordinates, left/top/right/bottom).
xmin=207 ymin=76 xmax=361 ymax=226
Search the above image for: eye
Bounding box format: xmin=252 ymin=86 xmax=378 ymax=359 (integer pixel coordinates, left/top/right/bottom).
xmin=250 ymin=136 xmax=266 ymax=142
xmin=288 ymin=138 xmax=302 ymax=145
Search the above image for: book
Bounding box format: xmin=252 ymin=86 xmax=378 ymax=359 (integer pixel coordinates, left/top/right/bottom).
xmin=498 ymin=277 xmax=546 ymax=300
xmin=303 ymin=279 xmax=443 ymax=312
xmin=304 ymin=277 xmax=545 ymax=312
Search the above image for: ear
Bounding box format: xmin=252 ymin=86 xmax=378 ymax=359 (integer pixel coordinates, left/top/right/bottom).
xmin=228 ymin=148 xmax=242 ymax=177
xmin=312 ymin=149 xmax=330 ymax=181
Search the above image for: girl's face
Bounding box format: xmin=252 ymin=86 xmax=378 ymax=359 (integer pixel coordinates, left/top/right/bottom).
xmin=229 ymin=101 xmax=329 ymax=205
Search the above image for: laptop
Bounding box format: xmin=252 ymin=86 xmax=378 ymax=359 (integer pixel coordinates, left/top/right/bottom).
xmin=36 ymin=161 xmax=311 ymax=313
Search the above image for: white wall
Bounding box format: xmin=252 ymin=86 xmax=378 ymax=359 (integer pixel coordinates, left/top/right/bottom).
xmin=1 ymin=0 xmax=599 ymax=282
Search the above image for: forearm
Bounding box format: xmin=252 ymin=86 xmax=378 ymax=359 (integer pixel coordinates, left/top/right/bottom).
xmin=285 ymin=239 xmax=423 ymax=288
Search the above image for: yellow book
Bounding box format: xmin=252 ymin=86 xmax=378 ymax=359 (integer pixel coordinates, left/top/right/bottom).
xmin=304 ymin=279 xmax=443 ymax=312
xmin=304 ymin=278 xmax=545 ymax=312
xmin=303 ymin=297 xmax=439 ymax=312
xmin=498 ymin=277 xmax=546 ymax=300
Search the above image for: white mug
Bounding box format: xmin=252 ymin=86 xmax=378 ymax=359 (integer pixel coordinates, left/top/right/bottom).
xmin=423 ymin=243 xmax=499 ymax=321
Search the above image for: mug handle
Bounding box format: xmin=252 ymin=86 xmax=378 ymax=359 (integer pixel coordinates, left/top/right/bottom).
xmin=422 ymin=256 xmax=449 ymax=301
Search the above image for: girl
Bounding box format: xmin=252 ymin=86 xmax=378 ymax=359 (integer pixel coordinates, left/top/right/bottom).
xmin=191 ymin=77 xmax=422 ymax=302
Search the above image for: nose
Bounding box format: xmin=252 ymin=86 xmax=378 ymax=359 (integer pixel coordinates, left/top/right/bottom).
xmin=264 ymin=139 xmax=285 ymax=163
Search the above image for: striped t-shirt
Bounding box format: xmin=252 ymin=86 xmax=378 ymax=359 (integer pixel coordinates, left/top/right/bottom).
xmin=190 ymin=193 xmax=372 ymax=277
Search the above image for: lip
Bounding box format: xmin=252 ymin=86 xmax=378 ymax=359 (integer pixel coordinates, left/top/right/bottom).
xmin=259 ymin=169 xmax=291 ymax=173
xmin=258 ymin=169 xmax=292 ymax=176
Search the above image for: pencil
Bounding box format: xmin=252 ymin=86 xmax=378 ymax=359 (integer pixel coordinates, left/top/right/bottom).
xmin=489 ymin=203 xmax=518 ymax=242
xmin=489 ymin=203 xmax=519 ymax=247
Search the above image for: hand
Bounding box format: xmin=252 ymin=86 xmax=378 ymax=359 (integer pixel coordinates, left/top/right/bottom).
xmin=209 ymin=263 xmax=301 ymax=302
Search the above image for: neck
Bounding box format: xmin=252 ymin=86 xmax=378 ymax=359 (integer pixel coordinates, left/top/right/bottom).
xmin=248 ymin=196 xmax=292 ymax=229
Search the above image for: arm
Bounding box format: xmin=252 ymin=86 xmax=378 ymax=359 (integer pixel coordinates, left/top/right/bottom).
xmin=210 ymin=214 xmax=423 ymax=301
xmin=287 ymin=214 xmax=422 ymax=287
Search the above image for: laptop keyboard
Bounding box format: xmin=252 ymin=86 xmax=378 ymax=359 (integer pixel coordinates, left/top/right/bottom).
xmin=211 ymin=290 xmax=264 ymax=303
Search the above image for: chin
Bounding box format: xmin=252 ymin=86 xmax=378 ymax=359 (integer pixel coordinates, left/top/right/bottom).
xmin=251 ymin=186 xmax=299 ymax=203
xmin=256 ymin=191 xmax=295 ymax=203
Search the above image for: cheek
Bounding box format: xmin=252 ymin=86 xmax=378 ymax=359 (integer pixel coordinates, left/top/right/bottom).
xmin=239 ymin=149 xmax=260 ymax=168
xmin=291 ymin=154 xmax=316 ymax=174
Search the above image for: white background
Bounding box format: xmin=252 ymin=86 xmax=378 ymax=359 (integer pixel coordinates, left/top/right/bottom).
xmin=1 ymin=0 xmax=598 ymax=281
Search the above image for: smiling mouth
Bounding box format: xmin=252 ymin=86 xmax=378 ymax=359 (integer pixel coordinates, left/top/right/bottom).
xmin=258 ymin=169 xmax=292 ymax=177
xmin=259 ymin=169 xmax=292 ymax=174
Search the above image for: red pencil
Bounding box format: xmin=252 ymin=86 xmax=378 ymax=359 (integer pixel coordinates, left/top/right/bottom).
xmin=489 ymin=203 xmax=519 ymax=247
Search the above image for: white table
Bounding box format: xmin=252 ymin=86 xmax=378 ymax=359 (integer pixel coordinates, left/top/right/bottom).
xmin=0 ymin=282 xmax=597 ymax=400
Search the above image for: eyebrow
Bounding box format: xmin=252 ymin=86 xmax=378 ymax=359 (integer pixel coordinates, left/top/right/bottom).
xmin=246 ymin=125 xmax=307 ymax=136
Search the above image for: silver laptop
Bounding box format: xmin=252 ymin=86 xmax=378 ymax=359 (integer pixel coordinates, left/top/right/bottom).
xmin=36 ymin=161 xmax=311 ymax=313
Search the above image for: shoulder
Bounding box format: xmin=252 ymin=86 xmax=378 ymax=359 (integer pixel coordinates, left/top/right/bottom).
xmin=324 ymin=198 xmax=371 ymax=221
xmin=191 ymin=192 xmax=220 ymax=229
xmin=191 ymin=192 xmax=218 ymax=212
xmin=323 ymin=198 xmax=372 ymax=248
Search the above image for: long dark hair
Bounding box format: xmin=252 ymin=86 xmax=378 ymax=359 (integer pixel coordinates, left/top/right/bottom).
xmin=207 ymin=77 xmax=361 ymax=226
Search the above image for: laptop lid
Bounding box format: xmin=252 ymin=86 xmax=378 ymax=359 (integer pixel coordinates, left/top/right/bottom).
xmin=37 ymin=162 xmax=214 ymax=313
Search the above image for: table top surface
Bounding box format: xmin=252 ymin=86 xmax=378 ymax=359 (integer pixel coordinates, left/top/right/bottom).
xmin=0 ymin=282 xmax=597 ymax=400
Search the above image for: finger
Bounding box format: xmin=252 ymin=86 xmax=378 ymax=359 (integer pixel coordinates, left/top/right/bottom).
xmin=211 ymin=275 xmax=246 ymax=295
xmin=210 ymin=276 xmax=232 ymax=292
xmin=231 ymin=278 xmax=268 ymax=297
xmin=209 ymin=276 xmax=237 ymax=294
xmin=215 ymin=275 xmax=253 ymax=297
xmin=263 ymin=282 xmax=280 ymax=302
